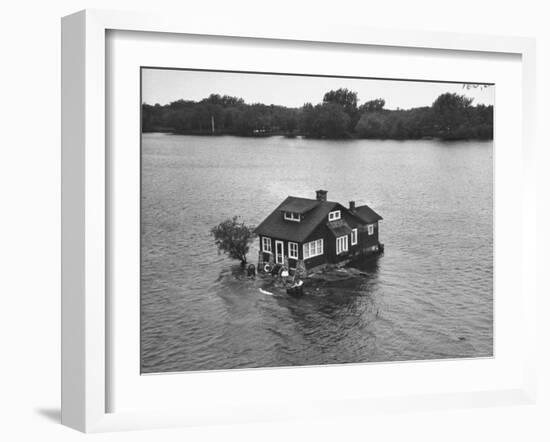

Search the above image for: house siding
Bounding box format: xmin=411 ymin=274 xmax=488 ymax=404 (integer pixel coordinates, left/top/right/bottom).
xmin=302 ymin=207 xmax=381 ymax=269
xmin=259 ymin=235 xmax=300 ymax=269
xmin=302 ymin=223 xmax=328 ymax=269
xmin=358 ymin=222 xmax=379 ymax=248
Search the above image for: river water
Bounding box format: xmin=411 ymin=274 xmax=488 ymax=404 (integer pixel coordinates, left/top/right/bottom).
xmin=141 ymin=133 xmax=493 ymax=373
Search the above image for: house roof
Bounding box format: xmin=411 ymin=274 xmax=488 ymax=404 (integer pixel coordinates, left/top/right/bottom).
xmin=254 ymin=196 xmax=338 ymax=242
xmin=254 ymin=196 xmax=383 ymax=243
xmin=326 ymin=219 xmax=352 ymax=237
xmin=354 ymin=205 xmax=383 ymax=223
xmin=278 ymin=197 xmax=319 ymax=214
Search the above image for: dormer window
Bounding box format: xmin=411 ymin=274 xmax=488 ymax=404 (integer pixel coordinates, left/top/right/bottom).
xmin=328 ymin=210 xmax=341 ymax=222
xmin=284 ymin=211 xmax=301 ymax=222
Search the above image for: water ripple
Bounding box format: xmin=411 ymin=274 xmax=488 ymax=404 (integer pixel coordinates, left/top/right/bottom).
xmin=140 ymin=134 xmax=493 ymax=373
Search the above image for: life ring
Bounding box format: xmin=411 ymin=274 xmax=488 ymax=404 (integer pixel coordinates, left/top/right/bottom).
xmin=263 ymin=263 xmax=272 ymax=273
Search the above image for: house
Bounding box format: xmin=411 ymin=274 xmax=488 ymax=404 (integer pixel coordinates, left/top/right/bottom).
xmin=254 ymin=190 xmax=383 ymax=273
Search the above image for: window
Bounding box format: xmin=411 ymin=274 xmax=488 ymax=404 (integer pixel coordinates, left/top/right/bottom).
xmin=328 ymin=210 xmax=341 ymax=221
xmin=284 ymin=211 xmax=300 ymax=222
xmin=312 ymin=239 xmax=322 ymax=256
xmin=368 ymin=224 xmax=375 ymax=235
xmin=351 ymin=228 xmax=358 ymax=245
xmin=275 ymin=240 xmax=284 ymax=264
xmin=288 ymin=242 xmax=298 ymax=259
xmin=336 ymin=235 xmax=348 ymax=255
xmin=262 ymin=237 xmax=272 ymax=253
xmin=303 ymin=239 xmax=324 ymax=259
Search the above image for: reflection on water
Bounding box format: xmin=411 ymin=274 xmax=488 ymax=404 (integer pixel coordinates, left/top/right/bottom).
xmin=141 ymin=134 xmax=493 ymax=373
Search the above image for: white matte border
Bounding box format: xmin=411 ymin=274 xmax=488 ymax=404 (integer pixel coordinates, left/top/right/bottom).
xmin=108 ymin=31 xmax=523 ymax=411
xmin=62 ymin=9 xmax=537 ymax=433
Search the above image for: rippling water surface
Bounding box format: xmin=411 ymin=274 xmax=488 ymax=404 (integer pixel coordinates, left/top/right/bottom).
xmin=141 ymin=134 xmax=493 ymax=373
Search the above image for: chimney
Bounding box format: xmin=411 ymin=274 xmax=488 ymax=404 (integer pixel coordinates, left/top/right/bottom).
xmin=349 ymin=201 xmax=356 ymax=211
xmin=315 ymin=189 xmax=327 ymax=202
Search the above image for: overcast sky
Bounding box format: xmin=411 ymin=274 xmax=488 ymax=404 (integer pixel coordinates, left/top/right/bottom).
xmin=142 ymin=68 xmax=494 ymax=110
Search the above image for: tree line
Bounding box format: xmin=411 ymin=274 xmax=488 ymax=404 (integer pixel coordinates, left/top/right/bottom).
xmin=142 ymin=88 xmax=493 ymax=141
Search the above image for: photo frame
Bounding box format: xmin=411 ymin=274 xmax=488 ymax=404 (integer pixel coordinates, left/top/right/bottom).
xmin=61 ymin=9 xmax=537 ymax=432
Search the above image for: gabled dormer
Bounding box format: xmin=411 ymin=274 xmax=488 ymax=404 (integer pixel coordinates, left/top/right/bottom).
xmin=278 ymin=193 xmax=324 ymax=224
xmin=283 ymin=211 xmax=301 ymax=222
xmin=328 ymin=210 xmax=341 ymax=222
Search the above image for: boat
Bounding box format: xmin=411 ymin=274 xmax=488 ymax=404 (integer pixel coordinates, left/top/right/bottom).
xmin=286 ymin=280 xmax=304 ymax=297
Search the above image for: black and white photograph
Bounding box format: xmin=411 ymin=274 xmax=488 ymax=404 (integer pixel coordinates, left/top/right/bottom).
xmin=5 ymin=0 xmax=549 ymax=438
xmin=140 ymin=68 xmax=494 ymax=374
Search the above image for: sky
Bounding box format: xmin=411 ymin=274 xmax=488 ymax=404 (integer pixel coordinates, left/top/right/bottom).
xmin=142 ymin=68 xmax=495 ymax=110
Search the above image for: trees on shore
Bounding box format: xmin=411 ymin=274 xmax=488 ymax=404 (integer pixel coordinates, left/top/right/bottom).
xmin=142 ymin=90 xmax=493 ymax=141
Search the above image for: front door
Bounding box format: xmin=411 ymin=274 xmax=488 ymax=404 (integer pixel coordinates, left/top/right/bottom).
xmin=275 ymin=240 xmax=284 ymax=265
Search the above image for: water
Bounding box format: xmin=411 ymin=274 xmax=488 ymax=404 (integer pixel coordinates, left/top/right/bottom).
xmin=141 ymin=133 xmax=493 ymax=373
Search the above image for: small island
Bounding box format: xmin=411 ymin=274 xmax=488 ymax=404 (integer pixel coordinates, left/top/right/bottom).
xmin=142 ymin=88 xmax=493 ymax=141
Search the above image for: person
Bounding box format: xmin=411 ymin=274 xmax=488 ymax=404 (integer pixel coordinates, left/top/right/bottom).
xmin=287 ymin=279 xmax=304 ymax=296
xmin=247 ymin=263 xmax=256 ymax=277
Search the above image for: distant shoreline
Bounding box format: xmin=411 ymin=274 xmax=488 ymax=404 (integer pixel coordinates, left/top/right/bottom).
xmin=142 ymin=130 xmax=493 ymax=142
xmin=142 ymin=90 xmax=493 ymax=141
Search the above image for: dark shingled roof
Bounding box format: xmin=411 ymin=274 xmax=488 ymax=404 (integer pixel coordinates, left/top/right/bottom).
xmin=354 ymin=205 xmax=383 ymax=223
xmin=278 ymin=197 xmax=319 ymax=214
xmin=254 ymin=196 xmax=338 ymax=243
xmin=255 ymin=196 xmax=383 ymax=243
xmin=326 ymin=219 xmax=352 ymax=237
